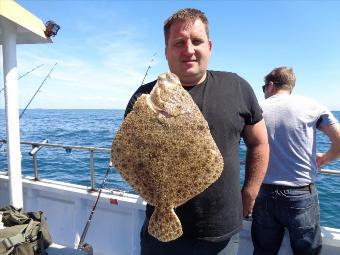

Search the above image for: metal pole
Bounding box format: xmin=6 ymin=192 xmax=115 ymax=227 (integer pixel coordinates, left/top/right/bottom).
xmin=2 ymin=19 xmax=23 ymax=208
xmin=320 ymin=169 xmax=340 ymax=175
xmin=33 ymin=154 xmax=39 ymax=180
xmin=89 ymin=150 xmax=95 ymax=191
xmin=29 ymin=139 xmax=48 ymax=181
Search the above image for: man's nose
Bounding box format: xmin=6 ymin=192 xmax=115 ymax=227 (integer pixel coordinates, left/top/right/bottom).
xmin=184 ymin=41 xmax=195 ymax=55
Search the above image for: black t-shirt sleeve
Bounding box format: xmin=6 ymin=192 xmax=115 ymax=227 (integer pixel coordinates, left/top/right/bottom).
xmin=124 ymin=80 xmax=157 ymax=118
xmin=238 ymin=76 xmax=263 ymax=125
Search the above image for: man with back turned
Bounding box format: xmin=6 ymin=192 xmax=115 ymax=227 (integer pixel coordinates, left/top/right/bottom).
xmin=252 ymin=66 xmax=340 ymax=255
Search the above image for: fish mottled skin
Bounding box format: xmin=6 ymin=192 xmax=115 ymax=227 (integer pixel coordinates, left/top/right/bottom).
xmin=111 ymin=72 xmax=224 ymax=242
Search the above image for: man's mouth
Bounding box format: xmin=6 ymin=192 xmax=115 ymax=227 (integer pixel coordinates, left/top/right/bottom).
xmin=182 ymin=59 xmax=197 ymax=63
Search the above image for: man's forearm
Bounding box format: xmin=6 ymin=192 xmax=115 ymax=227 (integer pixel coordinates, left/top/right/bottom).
xmin=242 ymin=143 xmax=269 ymax=216
xmin=241 ymin=119 xmax=269 ymax=216
xmin=243 ymin=143 xmax=269 ymax=194
xmin=318 ymin=123 xmax=340 ymax=167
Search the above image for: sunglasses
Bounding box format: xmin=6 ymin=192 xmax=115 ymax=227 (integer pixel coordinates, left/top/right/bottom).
xmin=262 ymin=84 xmax=268 ymax=93
xmin=262 ymin=82 xmax=281 ymax=92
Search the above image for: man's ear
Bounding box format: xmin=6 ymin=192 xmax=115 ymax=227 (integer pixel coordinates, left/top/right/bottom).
xmin=165 ymin=46 xmax=168 ymax=60
xmin=267 ymin=81 xmax=276 ymax=94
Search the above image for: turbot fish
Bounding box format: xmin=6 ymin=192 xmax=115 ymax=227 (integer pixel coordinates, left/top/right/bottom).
xmin=111 ymin=72 xmax=224 ymax=242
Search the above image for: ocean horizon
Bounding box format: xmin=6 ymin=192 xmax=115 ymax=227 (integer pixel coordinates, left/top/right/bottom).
xmin=1 ymin=109 xmax=339 ymax=229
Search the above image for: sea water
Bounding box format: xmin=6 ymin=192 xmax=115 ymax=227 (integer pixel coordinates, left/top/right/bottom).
xmin=0 ymin=109 xmax=339 ymax=229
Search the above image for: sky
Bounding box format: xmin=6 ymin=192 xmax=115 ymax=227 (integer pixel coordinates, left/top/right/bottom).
xmin=0 ymin=0 xmax=340 ymax=110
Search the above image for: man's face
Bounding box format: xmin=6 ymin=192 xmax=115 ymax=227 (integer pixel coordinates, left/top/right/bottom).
xmin=263 ymin=82 xmax=275 ymax=99
xmin=165 ymin=19 xmax=212 ymax=86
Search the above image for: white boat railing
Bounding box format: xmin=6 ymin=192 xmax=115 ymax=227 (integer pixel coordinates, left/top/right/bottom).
xmin=0 ymin=139 xmax=110 ymax=191
xmin=0 ymin=139 xmax=340 ymax=192
xmin=319 ymin=169 xmax=340 ymax=175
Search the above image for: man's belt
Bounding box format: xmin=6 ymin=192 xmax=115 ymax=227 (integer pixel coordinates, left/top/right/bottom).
xmin=261 ymin=183 xmax=314 ymax=191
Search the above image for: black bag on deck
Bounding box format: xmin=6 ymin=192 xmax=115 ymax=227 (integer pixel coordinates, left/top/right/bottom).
xmin=0 ymin=206 xmax=52 ymax=255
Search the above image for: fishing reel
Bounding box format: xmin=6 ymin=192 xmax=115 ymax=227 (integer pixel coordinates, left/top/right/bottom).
xmin=78 ymin=242 xmax=93 ymax=255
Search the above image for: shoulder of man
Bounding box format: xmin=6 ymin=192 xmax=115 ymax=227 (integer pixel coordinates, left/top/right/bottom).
xmin=291 ymin=95 xmax=339 ymax=127
xmin=209 ymin=70 xmax=263 ymax=124
xmin=290 ymin=95 xmax=330 ymax=111
xmin=136 ymin=80 xmax=158 ymax=94
xmin=208 ymin=70 xmax=243 ymax=80
xmin=207 ymin=70 xmax=252 ymax=89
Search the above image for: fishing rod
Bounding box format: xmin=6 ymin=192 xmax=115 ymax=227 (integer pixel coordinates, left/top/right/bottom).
xmin=19 ymin=62 xmax=57 ymax=119
xmin=77 ymin=162 xmax=113 ymax=253
xmin=0 ymin=64 xmax=44 ymax=94
xmin=77 ymin=53 xmax=158 ymax=252
xmin=18 ymin=64 xmax=44 ymax=80
xmin=140 ymin=52 xmax=157 ymax=86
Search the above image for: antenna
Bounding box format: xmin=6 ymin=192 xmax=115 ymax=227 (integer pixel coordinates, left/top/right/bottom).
xmin=140 ymin=52 xmax=157 ymax=86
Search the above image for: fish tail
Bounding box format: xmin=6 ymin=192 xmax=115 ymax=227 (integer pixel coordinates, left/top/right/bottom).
xmin=148 ymin=206 xmax=183 ymax=242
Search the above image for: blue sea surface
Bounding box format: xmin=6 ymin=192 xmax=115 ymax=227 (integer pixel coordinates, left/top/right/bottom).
xmin=0 ymin=109 xmax=339 ymax=229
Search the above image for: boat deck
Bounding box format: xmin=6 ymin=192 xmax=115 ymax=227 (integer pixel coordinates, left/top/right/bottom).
xmin=48 ymin=244 xmax=88 ymax=255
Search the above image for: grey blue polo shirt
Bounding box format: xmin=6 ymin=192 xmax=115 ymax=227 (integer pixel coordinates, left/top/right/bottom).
xmin=260 ymin=94 xmax=338 ymax=186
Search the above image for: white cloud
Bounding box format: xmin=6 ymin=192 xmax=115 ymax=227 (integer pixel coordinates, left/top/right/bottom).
xmin=6 ymin=25 xmax=164 ymax=109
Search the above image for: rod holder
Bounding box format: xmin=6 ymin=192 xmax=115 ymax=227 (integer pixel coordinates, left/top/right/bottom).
xmin=29 ymin=139 xmax=48 ymax=156
xmin=29 ymin=139 xmax=48 ymax=181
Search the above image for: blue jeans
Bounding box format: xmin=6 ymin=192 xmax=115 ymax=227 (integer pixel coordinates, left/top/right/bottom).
xmin=251 ymin=184 xmax=322 ymax=255
xmin=140 ymin=219 xmax=239 ymax=255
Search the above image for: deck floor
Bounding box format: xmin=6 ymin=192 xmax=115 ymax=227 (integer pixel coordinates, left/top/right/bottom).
xmin=47 ymin=244 xmax=89 ymax=255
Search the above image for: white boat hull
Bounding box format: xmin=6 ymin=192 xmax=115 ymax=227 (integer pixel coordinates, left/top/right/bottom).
xmin=1 ymin=173 xmax=339 ymax=255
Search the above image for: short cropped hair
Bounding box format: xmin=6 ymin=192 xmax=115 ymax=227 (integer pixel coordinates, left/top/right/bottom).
xmin=164 ymin=8 xmax=209 ymax=45
xmin=264 ymin=66 xmax=296 ymax=92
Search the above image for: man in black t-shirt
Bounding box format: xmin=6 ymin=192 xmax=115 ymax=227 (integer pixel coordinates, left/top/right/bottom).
xmin=124 ymin=8 xmax=269 ymax=255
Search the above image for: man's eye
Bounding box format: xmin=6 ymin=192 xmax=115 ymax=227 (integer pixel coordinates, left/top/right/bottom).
xmin=192 ymin=39 xmax=203 ymax=46
xmin=175 ymin=41 xmax=184 ymax=47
